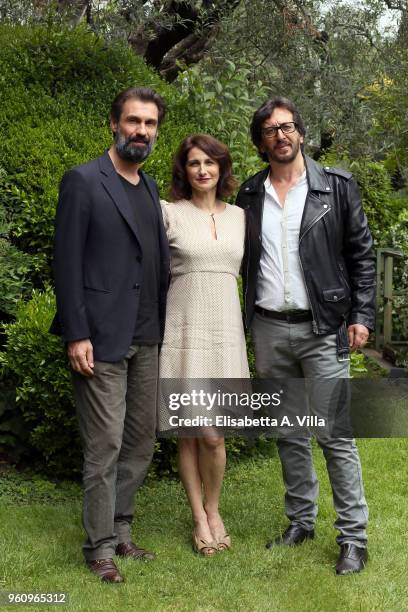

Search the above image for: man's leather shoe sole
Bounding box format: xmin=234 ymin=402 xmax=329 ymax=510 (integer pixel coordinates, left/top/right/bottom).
xmin=266 ymin=525 xmax=315 ymax=548
xmin=336 ymin=544 xmax=368 ymax=575
xmin=87 ymin=558 xmax=124 ymax=583
xmin=116 ymin=541 xmax=156 ymax=561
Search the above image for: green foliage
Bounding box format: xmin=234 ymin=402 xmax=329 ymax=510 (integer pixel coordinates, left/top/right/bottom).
xmin=386 ymin=207 xmax=408 ymax=287
xmin=348 ymin=158 xmax=405 ymax=246
xmin=350 ymin=352 xmax=368 ymax=376
xmin=0 ymin=23 xmax=271 ymax=477
xmin=0 ymin=22 xmax=197 ymax=277
xmin=394 ymin=348 xmax=408 ymax=370
xmin=364 ymin=52 xmax=408 ymax=179
xmin=0 ymin=466 xmax=81 ymax=505
xmin=319 ymin=152 xmax=403 ymax=246
xmin=385 ymin=207 xmax=408 ymax=342
xmin=0 ymin=287 xmax=80 ymax=476
xmin=0 ymin=172 xmax=40 ymax=315
xmin=0 ymin=379 xmax=29 ymax=462
xmin=0 ymin=236 xmax=33 ymax=317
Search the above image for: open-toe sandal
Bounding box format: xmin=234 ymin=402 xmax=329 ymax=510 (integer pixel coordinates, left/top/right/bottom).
xmin=192 ymin=531 xmax=218 ymax=557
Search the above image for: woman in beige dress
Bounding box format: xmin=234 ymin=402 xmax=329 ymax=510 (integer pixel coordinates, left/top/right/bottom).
xmin=159 ymin=134 xmax=249 ymax=556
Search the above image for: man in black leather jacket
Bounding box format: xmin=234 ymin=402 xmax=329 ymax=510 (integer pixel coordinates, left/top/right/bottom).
xmin=236 ymin=96 xmax=376 ymax=575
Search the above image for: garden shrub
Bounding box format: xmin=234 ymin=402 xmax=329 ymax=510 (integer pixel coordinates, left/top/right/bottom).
xmin=385 ymin=207 xmax=408 ymax=345
xmin=0 ymin=379 xmax=30 ymax=463
xmin=0 ymin=175 xmax=38 ymax=317
xmin=0 ymin=287 xmax=81 ymax=475
xmin=0 ymin=236 xmax=33 ymax=317
xmin=0 ymin=23 xmax=198 ymax=277
xmin=319 ymin=151 xmax=403 ymax=245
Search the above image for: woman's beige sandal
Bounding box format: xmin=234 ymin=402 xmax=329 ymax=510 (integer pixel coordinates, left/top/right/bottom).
xmin=216 ymin=534 xmax=231 ymax=551
xmin=192 ymin=531 xmax=218 ymax=556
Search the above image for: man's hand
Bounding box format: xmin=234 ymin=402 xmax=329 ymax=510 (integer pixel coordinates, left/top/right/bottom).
xmin=348 ymin=324 xmax=369 ymax=352
xmin=67 ymin=339 xmax=94 ymax=376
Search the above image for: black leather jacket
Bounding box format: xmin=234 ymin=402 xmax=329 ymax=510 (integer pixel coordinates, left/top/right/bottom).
xmin=235 ymin=155 xmax=376 ymax=335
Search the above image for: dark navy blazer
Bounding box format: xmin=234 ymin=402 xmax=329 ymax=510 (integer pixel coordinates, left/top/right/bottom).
xmin=50 ymin=151 xmax=170 ymax=362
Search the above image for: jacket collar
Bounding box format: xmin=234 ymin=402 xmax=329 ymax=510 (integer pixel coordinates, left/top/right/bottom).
xmin=98 ymin=149 xmax=157 ymax=199
xmin=98 ymin=150 xmax=141 ymax=244
xmin=98 ymin=151 xmax=169 ymax=260
xmin=98 ymin=149 xmax=116 ymax=176
xmin=98 ymin=149 xmax=149 ymax=183
xmin=241 ymin=155 xmax=332 ymax=194
xmin=304 ymin=155 xmax=332 ymax=193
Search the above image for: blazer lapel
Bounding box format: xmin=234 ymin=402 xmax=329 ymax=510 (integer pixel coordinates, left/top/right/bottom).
xmin=99 ymin=151 xmax=142 ymax=245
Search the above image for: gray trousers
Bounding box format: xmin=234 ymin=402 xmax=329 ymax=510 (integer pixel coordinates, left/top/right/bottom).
xmin=72 ymin=343 xmax=158 ymax=561
xmin=251 ymin=313 xmax=368 ymax=547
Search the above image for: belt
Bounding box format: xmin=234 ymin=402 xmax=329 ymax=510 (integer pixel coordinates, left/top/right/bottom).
xmin=255 ymin=306 xmax=313 ymax=323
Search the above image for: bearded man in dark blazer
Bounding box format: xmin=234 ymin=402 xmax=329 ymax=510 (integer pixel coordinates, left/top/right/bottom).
xmin=51 ymin=87 xmax=169 ymax=583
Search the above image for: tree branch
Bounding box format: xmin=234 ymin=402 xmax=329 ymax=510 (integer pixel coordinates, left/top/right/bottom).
xmin=135 ymin=0 xmax=241 ymax=81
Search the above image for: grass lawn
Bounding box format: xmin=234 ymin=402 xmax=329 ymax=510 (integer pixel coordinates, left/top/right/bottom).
xmin=0 ymin=438 xmax=407 ymax=611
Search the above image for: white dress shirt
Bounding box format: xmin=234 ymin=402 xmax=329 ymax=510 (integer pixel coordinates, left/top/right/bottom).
xmin=256 ymin=171 xmax=310 ymax=311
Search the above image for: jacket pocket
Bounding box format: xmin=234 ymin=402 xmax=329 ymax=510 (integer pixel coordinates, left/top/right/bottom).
xmin=84 ymin=285 xmax=111 ymax=294
xmin=322 ymin=288 xmax=346 ymax=303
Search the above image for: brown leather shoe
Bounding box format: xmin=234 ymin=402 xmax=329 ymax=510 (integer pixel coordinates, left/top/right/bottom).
xmin=87 ymin=558 xmax=124 ymax=583
xmin=116 ymin=541 xmax=156 ymax=561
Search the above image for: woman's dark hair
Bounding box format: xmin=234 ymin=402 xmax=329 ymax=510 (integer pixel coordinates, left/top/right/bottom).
xmin=251 ymin=96 xmax=306 ymax=162
xmin=171 ymin=134 xmax=237 ymax=200
xmin=110 ymin=87 xmax=166 ymax=125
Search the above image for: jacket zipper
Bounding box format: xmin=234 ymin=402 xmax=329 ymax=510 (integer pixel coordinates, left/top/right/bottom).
xmin=299 ymin=207 xmax=330 ymax=243
xmin=298 ymin=206 xmax=331 ymax=334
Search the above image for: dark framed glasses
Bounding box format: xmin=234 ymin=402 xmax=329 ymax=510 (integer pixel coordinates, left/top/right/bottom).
xmin=261 ymin=122 xmax=297 ymax=138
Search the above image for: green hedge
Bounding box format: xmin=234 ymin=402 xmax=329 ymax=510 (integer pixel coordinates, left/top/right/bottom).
xmin=0 ymin=288 xmax=80 ymax=474
xmin=0 ymin=23 xmax=197 ymax=275
xmin=319 ymin=152 xmax=404 ymax=244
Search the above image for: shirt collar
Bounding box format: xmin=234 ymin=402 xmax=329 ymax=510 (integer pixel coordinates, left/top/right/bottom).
xmin=264 ymin=169 xmax=307 ymax=191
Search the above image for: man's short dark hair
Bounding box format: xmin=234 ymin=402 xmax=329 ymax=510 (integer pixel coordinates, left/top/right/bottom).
xmin=251 ymin=96 xmax=306 ymax=162
xmin=110 ymin=87 xmax=167 ymax=125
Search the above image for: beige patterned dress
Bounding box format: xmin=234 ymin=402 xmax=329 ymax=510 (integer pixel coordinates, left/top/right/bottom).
xmin=159 ymin=199 xmax=249 ymax=378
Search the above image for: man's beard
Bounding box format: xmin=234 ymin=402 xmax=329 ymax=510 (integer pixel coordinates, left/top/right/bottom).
xmin=114 ymin=129 xmax=155 ymax=163
xmin=267 ymin=138 xmax=300 ymax=164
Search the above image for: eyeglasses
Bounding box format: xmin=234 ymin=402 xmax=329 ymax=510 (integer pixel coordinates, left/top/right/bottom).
xmin=261 ymin=122 xmax=297 ymax=138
